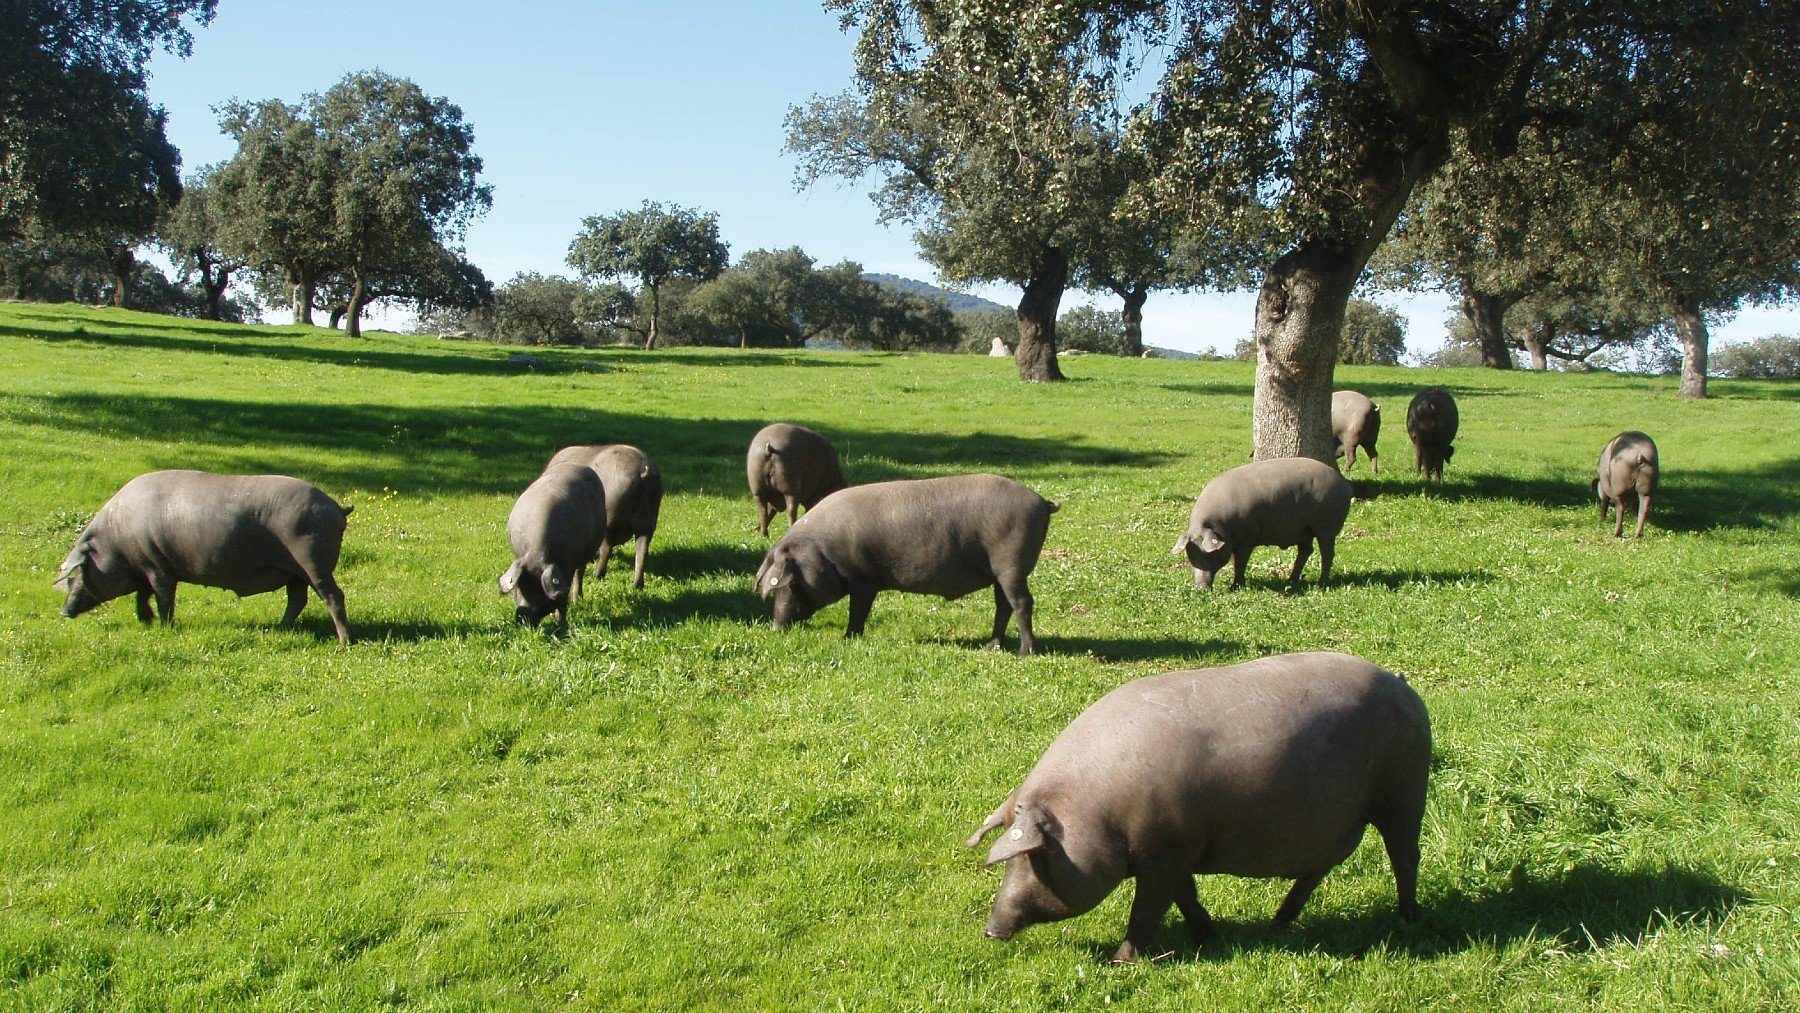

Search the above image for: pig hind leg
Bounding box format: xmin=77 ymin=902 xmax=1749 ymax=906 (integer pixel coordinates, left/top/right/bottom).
xmin=1288 ymin=537 xmax=1313 ymax=589
xmin=136 ymin=588 xmax=155 ymax=624
xmin=631 ymin=533 xmax=651 ymax=589
xmin=1317 ymin=534 xmax=1335 ymax=586
xmin=990 ymin=577 xmax=1037 ymax=656
xmin=1634 ymin=494 xmax=1651 ymax=539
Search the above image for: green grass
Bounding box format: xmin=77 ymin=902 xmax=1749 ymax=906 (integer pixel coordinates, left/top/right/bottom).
xmin=2 ymin=301 xmax=1797 ymax=1009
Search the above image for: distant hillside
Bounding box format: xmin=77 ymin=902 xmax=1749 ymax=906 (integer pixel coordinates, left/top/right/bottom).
xmin=865 ymin=273 xmax=1011 ymax=314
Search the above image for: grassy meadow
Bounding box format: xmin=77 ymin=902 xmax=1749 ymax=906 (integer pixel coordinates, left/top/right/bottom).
xmin=2 ymin=301 xmax=1797 ymax=1009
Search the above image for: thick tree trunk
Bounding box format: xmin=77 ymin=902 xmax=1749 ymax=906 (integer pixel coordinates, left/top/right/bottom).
xmin=201 ymin=264 xmax=229 ymax=321
xmin=1671 ymin=296 xmax=1708 ymax=398
xmin=1251 ymin=243 xmax=1361 ymax=462
xmin=1521 ymin=324 xmax=1550 ymax=370
xmin=1461 ymin=291 xmax=1514 ymax=369
xmin=329 ymin=305 xmax=346 ymax=330
xmin=293 ymin=269 xmax=317 ymax=326
xmin=1118 ymin=285 xmax=1147 ymax=357
xmin=1014 ymin=245 xmax=1067 ymax=382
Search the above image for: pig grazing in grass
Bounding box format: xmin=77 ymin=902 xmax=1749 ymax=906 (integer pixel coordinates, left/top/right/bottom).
xmin=546 ymin=444 xmax=664 ymax=589
xmin=1593 ymin=431 xmax=1659 ymax=538
xmin=1332 ymin=390 xmax=1381 ymax=473
xmin=747 ymin=423 xmax=847 ymax=536
xmin=1172 ymin=458 xmax=1353 ymax=590
xmin=1405 ymin=387 xmax=1459 ymax=481
xmin=55 ymin=470 xmax=353 ymax=644
xmin=499 ymin=463 xmax=606 ymax=628
xmin=753 ymin=474 xmax=1058 ymax=656
xmin=968 ymin=652 xmax=1431 ymax=963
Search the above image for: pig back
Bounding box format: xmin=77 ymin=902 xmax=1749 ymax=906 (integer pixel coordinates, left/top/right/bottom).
xmin=1025 ymin=653 xmax=1429 ymax=879
xmin=1192 ymin=458 xmax=1351 ymax=546
xmin=105 ymin=470 xmax=348 ymax=594
xmin=508 ymin=464 xmax=605 ymax=564
xmin=793 ymin=473 xmax=1053 ymax=597
xmin=1598 ymin=431 xmax=1658 ymax=494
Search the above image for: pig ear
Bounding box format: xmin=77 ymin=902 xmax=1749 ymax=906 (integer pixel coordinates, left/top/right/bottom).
xmin=1197 ymin=528 xmax=1226 ymax=553
xmin=498 ymin=562 xmax=521 ymax=594
xmin=540 ymin=564 xmax=569 ymax=599
xmin=1170 ymin=532 xmax=1191 ymax=556
xmin=984 ymin=805 xmax=1059 ymax=866
xmin=756 ymin=553 xmax=789 ymax=600
xmin=54 ymin=541 xmax=89 ymax=585
xmin=964 ymin=798 xmax=1013 ymax=849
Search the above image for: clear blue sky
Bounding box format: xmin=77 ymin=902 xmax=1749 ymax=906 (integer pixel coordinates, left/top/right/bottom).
xmin=144 ymin=1 xmax=1796 ymax=354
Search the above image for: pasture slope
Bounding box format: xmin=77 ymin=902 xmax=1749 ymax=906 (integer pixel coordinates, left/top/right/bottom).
xmin=1 ymin=302 xmax=1797 ymax=1009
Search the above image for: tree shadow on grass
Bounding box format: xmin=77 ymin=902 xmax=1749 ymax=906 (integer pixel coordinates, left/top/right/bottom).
xmin=1082 ymin=862 xmax=1746 ymax=965
xmin=0 ymin=320 xmax=604 ymax=378
xmin=344 ymin=617 xmax=498 ymax=643
xmin=2 ymin=393 xmax=1172 ymax=497
xmin=600 ymin=347 xmax=880 ymax=369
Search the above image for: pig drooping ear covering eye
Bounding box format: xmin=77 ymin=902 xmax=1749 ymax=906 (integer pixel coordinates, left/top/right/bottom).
xmin=500 ymin=463 xmax=606 ymax=630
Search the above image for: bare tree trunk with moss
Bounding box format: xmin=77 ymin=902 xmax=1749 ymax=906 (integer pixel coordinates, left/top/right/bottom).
xmin=1520 ymin=323 xmax=1550 ymax=370
xmin=1460 ymin=291 xmax=1514 ymax=369
xmin=1015 ymin=246 xmax=1067 ymax=382
xmin=1117 ymin=284 xmax=1147 ymax=357
xmin=201 ymin=263 xmax=229 ymax=321
xmin=1670 ymin=295 xmax=1709 ymax=398
xmin=1252 ymin=243 xmax=1361 ymax=461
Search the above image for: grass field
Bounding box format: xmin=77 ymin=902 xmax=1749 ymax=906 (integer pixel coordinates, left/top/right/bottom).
xmin=2 ymin=301 xmax=1797 ymax=1009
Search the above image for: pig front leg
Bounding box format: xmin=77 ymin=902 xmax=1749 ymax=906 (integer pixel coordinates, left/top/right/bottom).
xmin=146 ymin=570 xmax=176 ymax=625
xmin=1112 ymin=866 xmax=1198 ymax=964
xmin=1230 ymin=549 xmax=1251 ymax=589
xmin=281 ymin=580 xmax=309 ymax=628
xmin=844 ymin=589 xmax=876 ymax=638
xmin=135 ymin=588 xmax=155 ymax=625
xmin=1271 ymin=873 xmax=1326 ymax=928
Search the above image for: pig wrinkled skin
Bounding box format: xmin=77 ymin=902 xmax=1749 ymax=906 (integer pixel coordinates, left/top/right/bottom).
xmin=753 ymin=473 xmax=1058 ymax=656
xmin=546 ymin=443 xmax=664 ymax=589
xmin=1332 ymin=390 xmax=1381 ymax=473
xmin=1592 ymin=431 xmax=1659 ymax=538
xmin=968 ymin=652 xmax=1431 ymax=963
xmin=55 ymin=470 xmax=353 ymax=644
xmin=1405 ymin=387 xmax=1459 ymax=481
xmin=1172 ymin=457 xmax=1353 ymax=590
xmin=498 ymin=462 xmax=606 ymax=628
xmin=746 ymin=423 xmax=847 ymax=537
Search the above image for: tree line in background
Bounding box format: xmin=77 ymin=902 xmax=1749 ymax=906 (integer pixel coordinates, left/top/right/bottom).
xmin=3 ymin=1 xmax=1798 ymax=429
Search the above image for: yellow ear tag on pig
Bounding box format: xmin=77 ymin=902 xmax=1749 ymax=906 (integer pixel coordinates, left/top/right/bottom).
xmin=767 ymin=576 xmax=778 ymax=586
xmin=1009 ymin=827 xmax=1024 ymax=840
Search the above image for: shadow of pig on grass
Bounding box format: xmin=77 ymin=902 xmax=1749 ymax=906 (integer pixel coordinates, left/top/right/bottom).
xmin=1076 ymin=861 xmax=1746 ymax=965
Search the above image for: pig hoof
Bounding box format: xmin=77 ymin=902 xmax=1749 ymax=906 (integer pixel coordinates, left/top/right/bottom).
xmin=1109 ymin=942 xmax=1141 ymax=964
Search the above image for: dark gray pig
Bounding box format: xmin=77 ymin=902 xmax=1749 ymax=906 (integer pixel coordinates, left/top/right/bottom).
xmin=968 ymin=651 xmax=1430 ymax=963
xmin=499 ymin=462 xmax=605 ymax=628
xmin=753 ymin=473 xmax=1058 ymax=656
xmin=1405 ymin=387 xmax=1459 ymax=481
xmin=1592 ymin=431 xmax=1659 ymax=538
xmin=1171 ymin=458 xmax=1352 ymax=590
xmin=746 ymin=423 xmax=847 ymax=536
xmin=1332 ymin=390 xmax=1381 ymax=473
xmin=546 ymin=443 xmax=664 ymax=589
xmin=54 ymin=470 xmax=353 ymax=644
